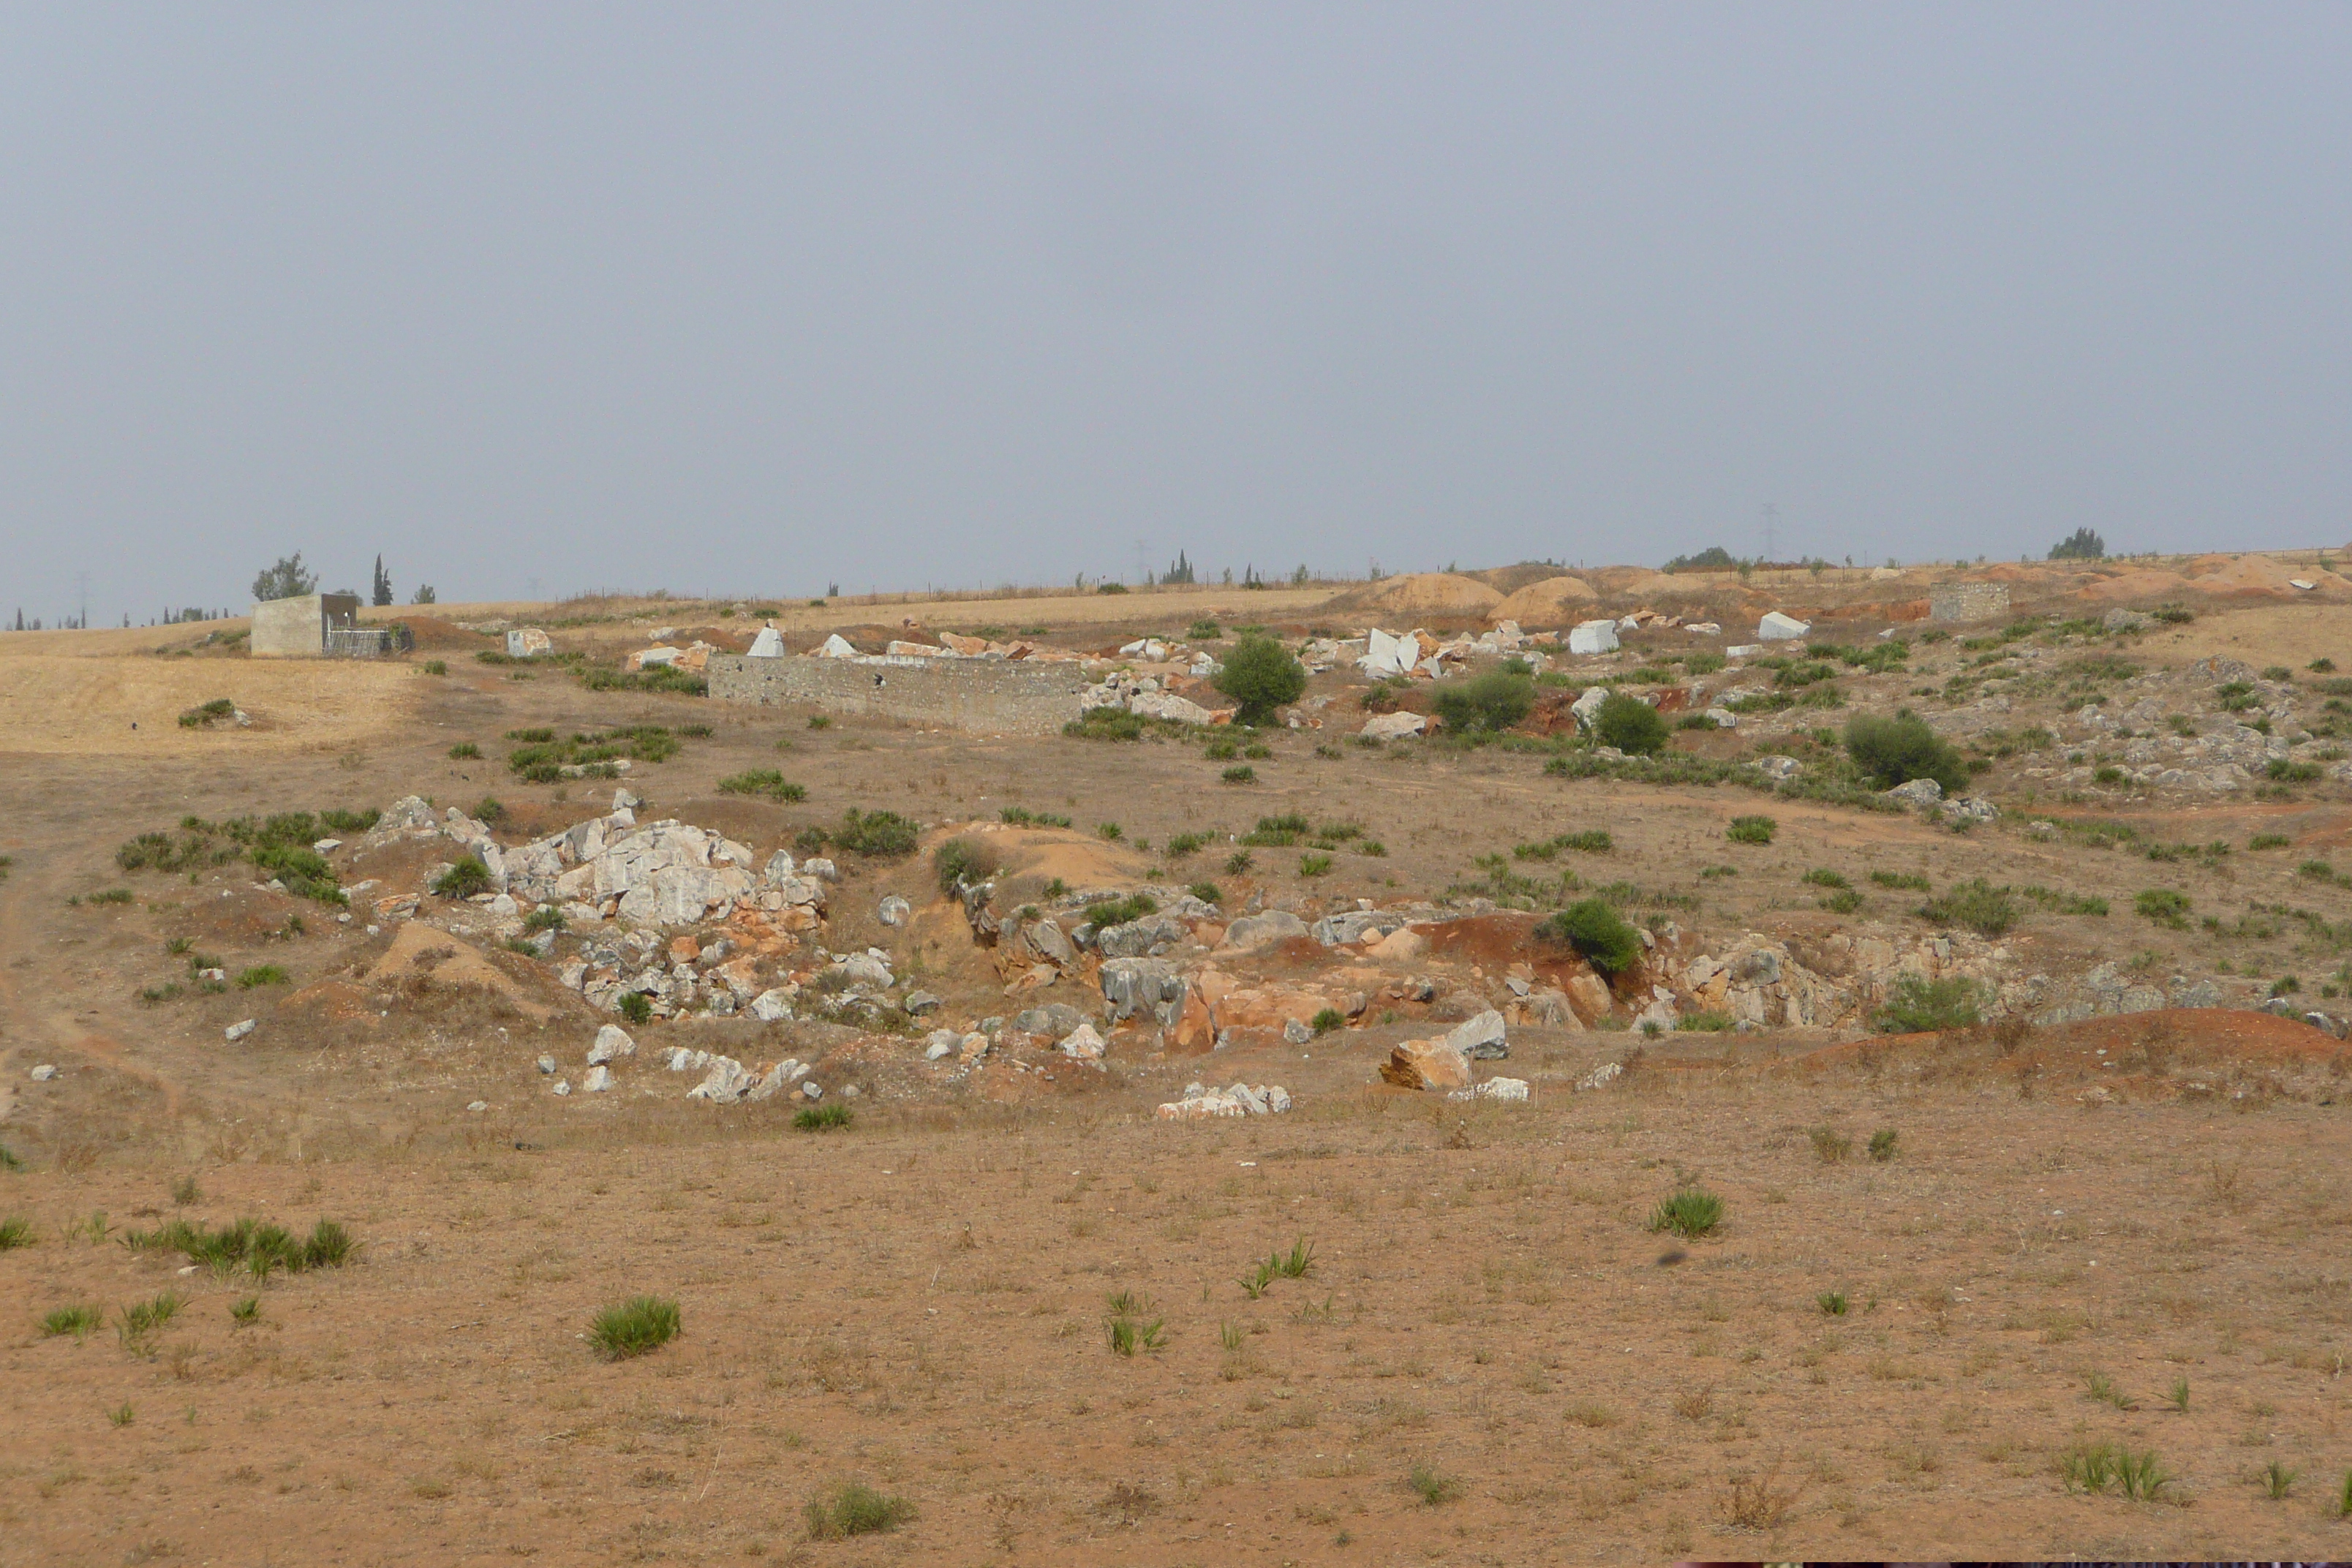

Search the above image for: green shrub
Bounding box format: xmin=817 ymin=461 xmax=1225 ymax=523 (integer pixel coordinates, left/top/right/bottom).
xmin=234 ymin=965 xmax=287 ymax=989
xmin=1407 ymin=1463 xmax=1459 ymax=1506
xmin=804 ymin=1482 xmax=916 ymax=1540
xmin=716 ymin=769 xmax=806 ymax=802
xmin=0 ymin=1215 xmax=31 ymax=1251
xmin=934 ymin=837 xmax=998 ymax=892
xmin=1869 ymin=870 xmax=1930 ymax=890
xmin=1064 ymin=707 xmax=1147 ymax=741
xmin=1541 ymin=899 xmax=1642 ymax=975
xmin=1431 ymin=670 xmax=1535 ymax=734
xmin=589 ymin=1295 xmax=680 ymax=1360
xmin=1082 ymin=893 xmax=1158 ymax=928
xmin=1297 ymin=852 xmax=1333 ymax=876
xmin=794 ymin=1102 xmax=853 ymax=1131
xmin=834 ymin=809 xmax=918 ymax=858
xmin=422 ymin=660 xmax=448 ymax=676
xmin=1648 ymin=1187 xmax=1723 ymax=1239
xmin=807 ymin=714 xmax=831 ymax=730
xmin=1844 ymin=712 xmax=1968 ymax=794
xmin=1867 ymin=1129 xmax=1899 ymax=1162
xmin=1221 ymin=765 xmax=1256 ymax=784
xmin=617 ymin=992 xmax=653 ymax=1025
xmin=431 ymin=856 xmax=491 ymax=899
xmin=1802 ymin=868 xmax=1850 ymax=889
xmin=2250 ymin=833 xmax=2291 ymax=851
xmin=1188 ymin=881 xmax=1222 ymax=905
xmin=1874 ymin=976 xmax=1983 ymax=1033
xmin=1188 ymin=619 xmax=1223 ymax=640
xmin=177 ymin=698 xmax=237 ymax=729
xmin=1725 ymin=815 xmax=1776 ymax=845
xmin=448 ymin=742 xmax=481 ymax=759
xmin=523 ymin=905 xmax=566 ymax=935
xmin=2135 ymin=888 xmax=2191 ymax=928
xmin=1594 ymin=693 xmax=1668 ymax=756
xmin=1919 ymin=878 xmax=2019 ymax=936
xmin=1212 ymin=636 xmax=1307 ymax=724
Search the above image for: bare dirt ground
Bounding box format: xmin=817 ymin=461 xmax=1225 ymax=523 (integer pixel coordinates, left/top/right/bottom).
xmin=9 ymin=562 xmax=2352 ymax=1564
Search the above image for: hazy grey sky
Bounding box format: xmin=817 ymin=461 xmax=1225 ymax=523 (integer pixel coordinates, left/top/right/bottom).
xmin=4 ymin=4 xmax=2348 ymax=621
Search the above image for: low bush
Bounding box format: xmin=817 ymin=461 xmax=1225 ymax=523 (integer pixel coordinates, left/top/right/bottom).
xmin=121 ymin=1216 xmax=355 ymax=1274
xmin=1221 ymin=765 xmax=1257 ymax=784
xmin=2135 ymin=888 xmax=2192 ymax=928
xmin=617 ymin=992 xmax=653 ymax=1025
xmin=834 ymin=809 xmax=918 ymax=858
xmin=1407 ymin=1464 xmax=1460 ymax=1507
xmin=804 ymin=1482 xmax=916 ymax=1540
xmin=589 ymin=1295 xmax=680 ymax=1360
xmin=1082 ymin=893 xmax=1157 ymax=928
xmin=177 ymin=698 xmax=237 ymax=729
xmin=1212 ymin=636 xmax=1307 ymax=724
xmin=448 ymin=742 xmax=480 ymax=759
xmin=1919 ymin=878 xmax=2019 ymax=936
xmin=431 ymin=856 xmax=493 ymax=899
xmin=0 ymin=1215 xmax=31 ymax=1251
xmin=1869 ymin=870 xmax=1930 ymax=890
xmin=1064 ymin=707 xmax=1148 ymax=741
xmin=1874 ymin=975 xmax=1983 ymax=1033
xmin=1589 ymin=693 xmax=1666 ymax=756
xmin=715 ymin=769 xmax=806 ymax=803
xmin=1844 ymin=712 xmax=1967 ymax=794
xmin=1297 ymin=852 xmax=1333 ymax=876
xmin=934 ymin=837 xmax=998 ymax=892
xmin=1188 ymin=881 xmax=1222 ymax=905
xmin=41 ymin=1303 xmax=102 ymax=1338
xmin=1725 ymin=815 xmax=1776 ymax=845
xmin=1431 ymin=670 xmax=1534 ymax=734
xmin=234 ymin=965 xmax=287 ymax=989
xmin=1541 ymin=899 xmax=1643 ymax=975
xmin=794 ymin=1102 xmax=853 ymax=1131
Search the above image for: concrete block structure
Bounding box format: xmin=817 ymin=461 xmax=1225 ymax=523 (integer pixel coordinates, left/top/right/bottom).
xmin=250 ymin=593 xmax=409 ymax=657
xmin=1929 ymin=581 xmax=2010 ymax=623
xmin=251 ymin=593 xmax=363 ymax=658
xmin=707 ymin=653 xmax=1090 ymax=735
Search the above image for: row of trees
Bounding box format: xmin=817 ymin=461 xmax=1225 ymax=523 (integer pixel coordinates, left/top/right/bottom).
xmin=251 ymin=553 xmax=434 ymax=606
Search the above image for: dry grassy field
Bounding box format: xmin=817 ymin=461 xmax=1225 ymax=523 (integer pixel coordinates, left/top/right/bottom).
xmin=7 ymin=567 xmax=2352 ymax=1564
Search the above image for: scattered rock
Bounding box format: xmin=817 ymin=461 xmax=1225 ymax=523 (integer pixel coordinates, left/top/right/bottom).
xmin=537 ymin=1055 xmax=557 ymax=1074
xmin=551 ymin=1078 xmax=571 ymax=1096
xmin=1156 ymin=1082 xmax=1294 ymax=1119
xmin=1379 ymin=1037 xmax=1473 ymax=1090
xmin=1757 ymin=611 xmax=1811 ymax=641
xmin=1884 ymin=777 xmax=1944 ymax=807
xmin=467 ymin=1100 xmax=489 ymax=1113
xmin=878 ymin=894 xmax=911 ymax=927
xmin=30 ymin=1063 xmax=58 ymax=1082
xmin=750 ymin=988 xmax=796 ymax=1022
xmin=1575 ymin=1060 xmax=1623 ymax=1092
xmin=1446 ymin=1009 xmax=1509 ymax=1060
xmin=904 ymin=990 xmax=942 ymax=1014
xmin=924 ymin=1030 xmax=958 ymax=1061
xmin=1567 ymin=619 xmax=1621 ymax=655
xmin=224 ymin=1019 xmax=256 ymax=1043
xmin=1220 ymin=911 xmax=1308 ymax=953
xmin=1358 ymin=712 xmax=1426 ymax=741
xmin=1284 ymin=1017 xmax=1312 ymax=1045
xmin=1014 ymin=1002 xmax=1087 ymax=1037
xmin=587 ymin=1024 xmax=636 ymax=1066
xmin=1058 ymin=1022 xmax=1107 ymax=1060
xmin=1447 ymin=1077 xmax=1529 ymax=1103
xmin=581 ymin=1066 xmax=614 ymax=1093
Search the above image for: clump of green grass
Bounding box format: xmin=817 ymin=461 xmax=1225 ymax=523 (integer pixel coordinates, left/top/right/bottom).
xmin=1224 ymin=850 xmax=1254 ymax=876
xmin=716 ymin=769 xmax=807 ymax=803
xmin=2083 ymin=1370 xmax=2134 ymax=1409
xmin=2249 ymin=833 xmax=2291 ymax=851
xmin=1801 ymin=867 xmax=1849 ymax=889
xmin=178 ymin=697 xmax=237 ymax=728
xmin=1870 ymin=869 xmax=1930 ymax=890
xmin=1297 ymin=851 xmax=1333 ymax=876
xmin=1648 ymin=1187 xmax=1722 ymax=1240
xmin=229 ymin=1296 xmax=262 ymax=1326
xmin=41 ymin=1304 xmax=102 ymax=1338
xmin=0 ymin=1215 xmax=33 ymax=1251
xmin=109 ymin=1401 xmax=135 ymax=1428
xmin=1187 ymin=881 xmax=1222 ymax=905
xmin=933 ymin=837 xmax=998 ymax=893
xmin=116 ymin=1292 xmax=183 ymax=1355
xmin=1809 ymin=1127 xmax=1851 ymax=1164
xmin=1725 ymin=815 xmax=1776 ymax=845
xmin=1310 ymin=1008 xmax=1344 ymax=1035
xmin=617 ymin=992 xmax=652 ymax=1025
xmin=121 ymin=1216 xmax=355 ymax=1274
xmin=1815 ymin=1290 xmax=1848 ymax=1316
xmin=1406 ymin=1463 xmax=1459 ymax=1506
xmin=235 ymin=964 xmax=287 ymax=989
xmin=2135 ymin=887 xmax=2192 ymax=928
xmin=804 ymin=1482 xmax=915 ymax=1539
xmin=2261 ymin=1460 xmax=2298 ymax=1499
xmin=0 ymin=1144 xmax=20 ymax=1172
xmin=1221 ymin=765 xmax=1257 ymax=784
xmin=448 ymin=741 xmax=481 ymax=759
xmin=589 ymin=1295 xmax=681 ymax=1360
xmin=1868 ymin=1128 xmax=1899 ymax=1162
xmin=794 ymin=1103 xmax=852 ymax=1132
xmin=1104 ymin=1291 xmax=1166 ymax=1357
